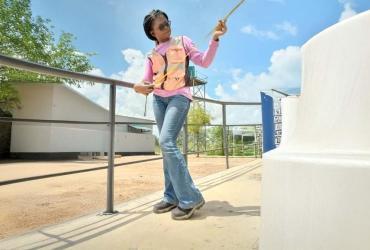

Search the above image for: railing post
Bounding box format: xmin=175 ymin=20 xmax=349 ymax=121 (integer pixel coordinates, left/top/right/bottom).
xmin=105 ymin=84 xmax=117 ymax=214
xmin=204 ymin=125 xmax=207 ymax=153
xmin=222 ymin=104 xmax=229 ymax=169
xmin=254 ymin=125 xmax=258 ymax=158
xmin=183 ymin=117 xmax=188 ymax=165
xmin=241 ymin=135 xmax=244 ymax=155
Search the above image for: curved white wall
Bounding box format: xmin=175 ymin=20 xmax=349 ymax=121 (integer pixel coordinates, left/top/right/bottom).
xmin=286 ymin=11 xmax=370 ymax=154
xmin=280 ymin=96 xmax=299 ymax=146
xmin=260 ymin=10 xmax=370 ymax=250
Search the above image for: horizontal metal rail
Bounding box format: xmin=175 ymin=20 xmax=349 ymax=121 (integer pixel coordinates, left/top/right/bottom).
xmin=0 ymin=145 xmax=254 ymax=186
xmin=0 ymin=54 xmax=133 ymax=88
xmin=193 ymin=96 xmax=261 ymax=106
xmin=271 ymin=88 xmax=290 ymax=97
xmin=0 ymin=156 xmax=163 ymax=186
xmin=186 ymin=144 xmax=257 ymax=154
xmin=0 ymin=117 xmax=261 ymax=127
xmin=0 ymin=117 xmax=154 ymax=125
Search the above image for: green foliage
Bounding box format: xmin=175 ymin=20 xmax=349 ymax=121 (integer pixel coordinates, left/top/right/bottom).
xmin=0 ymin=82 xmax=21 ymax=111
xmin=187 ymin=103 xmax=211 ymax=156
xmin=188 ymin=103 xmax=211 ymax=135
xmin=0 ymin=0 xmax=94 ymax=112
xmin=206 ymin=126 xmax=224 ymax=155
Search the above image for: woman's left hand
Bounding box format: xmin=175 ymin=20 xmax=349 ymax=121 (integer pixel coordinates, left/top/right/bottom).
xmin=133 ymin=82 xmax=155 ymax=95
xmin=213 ymin=20 xmax=228 ymax=41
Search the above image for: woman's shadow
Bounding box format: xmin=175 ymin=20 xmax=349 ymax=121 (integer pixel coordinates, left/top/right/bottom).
xmin=192 ymin=200 xmax=260 ymax=220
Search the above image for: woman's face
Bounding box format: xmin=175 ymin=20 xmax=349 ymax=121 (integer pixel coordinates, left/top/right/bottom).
xmin=150 ymin=15 xmax=171 ymax=43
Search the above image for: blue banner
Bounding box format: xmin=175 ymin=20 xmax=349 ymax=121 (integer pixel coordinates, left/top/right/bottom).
xmin=260 ymin=92 xmax=276 ymax=153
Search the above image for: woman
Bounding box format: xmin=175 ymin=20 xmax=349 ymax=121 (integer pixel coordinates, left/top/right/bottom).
xmin=134 ymin=9 xmax=227 ymax=220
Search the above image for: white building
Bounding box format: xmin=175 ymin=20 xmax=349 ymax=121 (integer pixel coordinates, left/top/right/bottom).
xmin=10 ymin=84 xmax=155 ymax=159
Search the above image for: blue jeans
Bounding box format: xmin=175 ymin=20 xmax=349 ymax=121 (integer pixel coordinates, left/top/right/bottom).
xmin=153 ymin=94 xmax=204 ymax=209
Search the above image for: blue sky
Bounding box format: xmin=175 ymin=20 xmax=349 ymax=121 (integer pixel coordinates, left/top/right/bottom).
xmin=30 ymin=0 xmax=370 ymax=123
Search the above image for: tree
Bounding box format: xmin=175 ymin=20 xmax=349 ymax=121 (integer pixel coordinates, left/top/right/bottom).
xmin=0 ymin=0 xmax=94 ymax=112
xmin=207 ymin=126 xmax=224 ymax=156
xmin=187 ymin=102 xmax=211 ymax=157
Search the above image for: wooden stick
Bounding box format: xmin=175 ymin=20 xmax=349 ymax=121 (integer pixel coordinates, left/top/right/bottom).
xmin=224 ymin=0 xmax=245 ymax=21
xmin=206 ymin=0 xmax=246 ymax=37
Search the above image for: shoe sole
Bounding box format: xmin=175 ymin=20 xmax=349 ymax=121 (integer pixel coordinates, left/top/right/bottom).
xmin=172 ymin=199 xmax=205 ymax=220
xmin=153 ymin=204 xmax=177 ymax=214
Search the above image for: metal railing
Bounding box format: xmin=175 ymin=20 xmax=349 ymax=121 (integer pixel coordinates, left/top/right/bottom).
xmin=0 ymin=53 xmax=261 ymax=214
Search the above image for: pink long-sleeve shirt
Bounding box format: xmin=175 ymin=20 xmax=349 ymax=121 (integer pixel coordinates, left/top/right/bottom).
xmin=143 ymin=36 xmax=219 ymax=100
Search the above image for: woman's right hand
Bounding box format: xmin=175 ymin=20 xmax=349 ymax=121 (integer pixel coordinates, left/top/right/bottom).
xmin=133 ymin=82 xmax=155 ymax=95
xmin=213 ymin=20 xmax=227 ymax=41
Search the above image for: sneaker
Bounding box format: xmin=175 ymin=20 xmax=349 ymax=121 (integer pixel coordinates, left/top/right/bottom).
xmin=153 ymin=200 xmax=177 ymax=214
xmin=171 ymin=199 xmax=205 ymax=220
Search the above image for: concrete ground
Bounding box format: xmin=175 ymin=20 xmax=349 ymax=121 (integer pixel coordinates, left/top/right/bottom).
xmin=0 ymin=155 xmax=255 ymax=239
xmin=0 ymin=159 xmax=262 ymax=250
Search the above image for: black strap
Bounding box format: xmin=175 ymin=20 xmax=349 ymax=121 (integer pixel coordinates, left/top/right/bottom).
xmin=161 ymin=54 xmax=168 ymax=90
xmin=181 ymin=36 xmax=191 ymax=86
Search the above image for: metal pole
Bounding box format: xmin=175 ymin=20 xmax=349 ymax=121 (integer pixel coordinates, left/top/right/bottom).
xmin=253 ymin=125 xmax=257 ymax=158
xmin=104 ymin=84 xmax=117 ymax=214
xmin=204 ymin=125 xmax=207 ymax=153
xmin=183 ymin=117 xmax=188 ymax=165
xmin=241 ymin=135 xmax=244 ymax=155
xmin=222 ymin=104 xmax=229 ymax=169
xmin=204 ymin=84 xmax=207 ymax=153
xmin=232 ymin=133 xmax=235 ymax=156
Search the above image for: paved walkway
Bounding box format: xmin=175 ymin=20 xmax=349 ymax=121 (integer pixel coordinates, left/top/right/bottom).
xmin=0 ymin=159 xmax=262 ymax=250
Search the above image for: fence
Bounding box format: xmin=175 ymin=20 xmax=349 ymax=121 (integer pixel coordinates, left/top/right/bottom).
xmin=0 ymin=53 xmax=262 ymax=213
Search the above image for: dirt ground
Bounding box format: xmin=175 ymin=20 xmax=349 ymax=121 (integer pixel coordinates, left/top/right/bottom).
xmin=0 ymin=155 xmax=256 ymax=239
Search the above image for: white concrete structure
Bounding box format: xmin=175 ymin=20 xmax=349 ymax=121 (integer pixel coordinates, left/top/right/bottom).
xmin=11 ymin=84 xmax=155 ymax=159
xmin=280 ymin=96 xmax=299 ymax=146
xmin=260 ymin=10 xmax=370 ymax=250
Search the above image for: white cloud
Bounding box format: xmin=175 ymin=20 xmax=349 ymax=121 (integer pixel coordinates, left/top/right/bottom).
xmin=68 ymin=82 xmax=110 ymax=111
xmin=267 ymin=0 xmax=285 ymax=4
xmin=241 ymin=21 xmax=298 ymax=40
xmin=339 ymin=2 xmax=357 ymax=22
xmin=203 ymin=93 xmax=223 ymax=124
xmin=110 ymin=49 xmax=146 ymax=82
xmin=73 ymin=51 xmax=85 ymax=57
xmin=338 ymin=0 xmax=353 ymax=4
xmin=88 ymin=68 xmax=105 ymax=77
xmin=230 ymin=68 xmax=243 ymax=80
xmin=69 ymin=49 xmax=153 ymax=120
xmin=221 ymin=46 xmax=301 ymax=100
xmin=241 ymin=25 xmax=279 ymax=40
xmin=115 ymin=85 xmax=152 ymax=119
xmin=231 ymin=84 xmax=239 ymax=91
xmin=68 ymin=68 xmax=109 ymax=110
xmin=209 ymin=46 xmax=302 ymax=124
xmin=111 ymin=49 xmax=152 ymax=119
xmin=276 ymin=21 xmax=298 ymax=36
xmin=215 ymin=83 xmax=225 ymax=97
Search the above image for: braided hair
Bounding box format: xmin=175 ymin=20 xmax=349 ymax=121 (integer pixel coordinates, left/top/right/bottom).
xmin=143 ymin=9 xmax=169 ymax=41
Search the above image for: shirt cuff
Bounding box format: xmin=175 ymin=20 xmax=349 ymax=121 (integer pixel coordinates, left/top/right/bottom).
xmin=209 ymin=39 xmax=219 ymax=47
